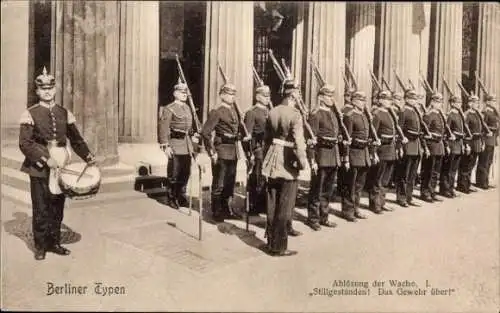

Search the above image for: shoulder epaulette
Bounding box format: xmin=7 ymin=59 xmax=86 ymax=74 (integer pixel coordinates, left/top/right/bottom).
xmin=344 ymin=110 xmax=354 ymax=117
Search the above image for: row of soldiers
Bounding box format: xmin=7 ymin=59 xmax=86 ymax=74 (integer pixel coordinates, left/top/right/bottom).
xmin=158 ymin=73 xmax=499 ymax=257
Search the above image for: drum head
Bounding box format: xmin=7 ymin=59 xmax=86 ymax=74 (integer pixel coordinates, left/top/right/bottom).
xmin=59 ymin=163 xmax=101 ymax=199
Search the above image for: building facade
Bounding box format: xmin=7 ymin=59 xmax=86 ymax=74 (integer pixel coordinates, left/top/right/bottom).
xmin=2 ymin=2 xmax=499 ymax=177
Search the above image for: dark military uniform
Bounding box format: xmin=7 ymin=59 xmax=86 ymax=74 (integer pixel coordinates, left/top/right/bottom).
xmin=457 ymin=106 xmax=484 ymax=193
xmin=262 ymin=84 xmax=307 ymax=256
xmin=244 ymin=99 xmax=269 ymax=215
xmin=158 ymin=85 xmax=197 ymax=208
xmin=420 ymin=107 xmax=446 ymax=201
xmin=337 ymin=100 xmax=354 ymax=197
xmin=19 ymin=69 xmax=94 ymax=259
xmin=367 ymin=104 xmax=397 ymax=213
xmin=341 ymin=92 xmax=371 ymax=221
xmin=476 ymin=97 xmax=499 ymax=189
xmin=395 ymin=91 xmax=425 ymax=206
xmin=439 ymin=102 xmax=467 ymax=197
xmin=201 ymin=84 xmax=244 ymax=221
xmin=307 ymin=102 xmax=342 ymax=227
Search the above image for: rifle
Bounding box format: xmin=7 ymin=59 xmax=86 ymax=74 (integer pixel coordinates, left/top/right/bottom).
xmin=310 ymin=59 xmax=351 ymax=144
xmin=393 ymin=69 xmax=408 ymax=92
xmin=268 ymin=50 xmax=316 ymax=144
xmin=443 ymin=78 xmax=472 ymax=141
xmin=175 ymin=54 xmax=204 ymax=227
xmin=369 ymin=69 xmax=407 ymax=146
xmin=457 ymin=79 xmax=492 ymax=136
xmin=408 ymin=79 xmax=417 ymax=91
xmin=175 ymin=54 xmax=202 ymax=134
xmin=475 ymin=71 xmax=499 ymax=117
xmin=420 ymin=73 xmax=434 ymax=94
xmin=382 ymin=77 xmax=391 ymax=91
xmin=345 ymin=59 xmax=380 ymax=163
xmin=252 ymin=65 xmax=272 ymax=110
xmin=342 ymin=67 xmax=352 ymax=91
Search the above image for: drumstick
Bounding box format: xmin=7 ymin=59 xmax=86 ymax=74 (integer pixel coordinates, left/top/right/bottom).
xmin=60 ymin=168 xmax=93 ymax=178
xmin=76 ymin=163 xmax=91 ymax=183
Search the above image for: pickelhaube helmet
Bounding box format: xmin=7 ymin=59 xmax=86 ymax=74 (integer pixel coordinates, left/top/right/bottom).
xmin=468 ymin=94 xmax=479 ymax=102
xmin=318 ymin=85 xmax=335 ymax=97
xmin=255 ymin=85 xmax=271 ymax=96
xmin=174 ymin=78 xmax=188 ymax=92
xmin=431 ymin=92 xmax=443 ymax=102
xmin=449 ymin=95 xmax=461 ymax=103
xmin=351 ymin=91 xmax=367 ymax=101
xmin=35 ymin=67 xmax=55 ymax=89
xmin=378 ymin=90 xmax=392 ymax=100
xmin=486 ymin=94 xmax=497 ymax=102
xmin=404 ymin=89 xmax=418 ymax=100
xmin=220 ymin=83 xmax=237 ymax=95
xmin=392 ymin=92 xmax=404 ymax=100
xmin=282 ymin=79 xmax=299 ymax=95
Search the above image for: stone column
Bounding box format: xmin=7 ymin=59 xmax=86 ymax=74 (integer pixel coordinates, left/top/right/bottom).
xmin=203 ymin=2 xmax=253 ymax=119
xmin=429 ymin=3 xmax=463 ymax=109
xmin=347 ymin=3 xmax=376 ymax=105
xmin=476 ymin=3 xmax=500 ymax=100
xmin=53 ymin=1 xmax=120 ymax=165
xmin=376 ymin=3 xmax=414 ymax=93
xmin=118 ymin=1 xmax=159 ymax=143
xmin=304 ymin=2 xmax=346 ymax=109
xmin=291 ymin=3 xmax=306 ymax=91
xmin=1 ymin=1 xmax=30 ymax=142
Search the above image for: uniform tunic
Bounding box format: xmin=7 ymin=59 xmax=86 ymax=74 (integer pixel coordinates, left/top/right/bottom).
xmin=420 ymin=110 xmax=446 ymax=199
xmin=244 ymin=103 xmax=269 ymax=214
xmin=262 ymin=98 xmax=307 ymax=253
xmin=307 ymin=105 xmax=341 ymax=224
xmin=476 ymin=105 xmax=499 ymax=188
xmin=457 ymin=109 xmax=484 ymax=192
xmin=341 ymin=108 xmax=370 ymax=216
xmin=158 ymin=100 xmax=196 ymax=205
xmin=440 ymin=108 xmax=466 ymax=196
xmin=19 ymin=102 xmax=93 ymax=249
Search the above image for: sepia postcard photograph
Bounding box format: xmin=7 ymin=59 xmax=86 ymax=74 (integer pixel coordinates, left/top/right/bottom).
xmin=1 ymin=1 xmax=499 ymax=312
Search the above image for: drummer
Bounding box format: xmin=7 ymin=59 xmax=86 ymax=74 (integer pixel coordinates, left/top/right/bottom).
xmin=19 ymin=67 xmax=96 ymax=261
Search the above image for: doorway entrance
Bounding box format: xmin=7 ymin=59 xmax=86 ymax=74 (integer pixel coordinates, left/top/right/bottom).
xmin=158 ymin=2 xmax=206 ymax=123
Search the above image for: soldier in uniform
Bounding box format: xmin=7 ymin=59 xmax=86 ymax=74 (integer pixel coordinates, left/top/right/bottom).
xmin=389 ymin=92 xmax=405 ymax=188
xmin=476 ymin=94 xmax=499 ymax=189
xmin=201 ymin=83 xmax=248 ymax=222
xmin=439 ymin=96 xmax=469 ymax=198
xmin=340 ymin=91 xmax=371 ymax=222
xmin=306 ymin=85 xmax=345 ymax=230
xmin=420 ymin=93 xmax=447 ymax=202
xmin=19 ymin=68 xmax=96 ymax=260
xmin=337 ymin=89 xmax=355 ymax=197
xmin=457 ymin=95 xmax=487 ymax=194
xmin=158 ymin=82 xmax=199 ymax=209
xmin=261 ymin=80 xmax=307 ymax=256
xmin=395 ymin=89 xmax=428 ymax=207
xmin=244 ymin=85 xmax=272 ymax=216
xmin=367 ymin=91 xmax=399 ymax=213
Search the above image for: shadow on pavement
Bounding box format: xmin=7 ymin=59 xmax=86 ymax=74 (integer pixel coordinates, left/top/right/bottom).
xmin=2 ymin=212 xmax=82 ymax=253
xmin=216 ymin=222 xmax=267 ymax=253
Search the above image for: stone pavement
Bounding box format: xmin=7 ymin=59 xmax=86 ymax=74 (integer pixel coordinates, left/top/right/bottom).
xmin=1 ymin=181 xmax=499 ymax=312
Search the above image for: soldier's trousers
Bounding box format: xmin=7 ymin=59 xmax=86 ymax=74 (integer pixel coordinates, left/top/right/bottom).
xmin=211 ymin=159 xmax=237 ymax=217
xmin=166 ymin=154 xmax=191 ymax=202
xmin=368 ymin=160 xmax=395 ymax=211
xmin=248 ymin=157 xmax=266 ymax=214
xmin=439 ymin=153 xmax=461 ymax=195
xmin=307 ymin=166 xmax=338 ymax=223
xmin=396 ymin=155 xmax=420 ymax=204
xmin=476 ymin=145 xmax=495 ymax=188
xmin=420 ymin=155 xmax=443 ymax=198
xmin=30 ymin=176 xmax=65 ymax=249
xmin=457 ymin=152 xmax=479 ymax=191
xmin=341 ymin=166 xmax=368 ymax=216
xmin=266 ymin=178 xmax=298 ymax=253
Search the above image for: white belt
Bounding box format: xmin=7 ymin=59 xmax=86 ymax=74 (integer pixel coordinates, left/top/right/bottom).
xmin=272 ymin=138 xmax=294 ymax=148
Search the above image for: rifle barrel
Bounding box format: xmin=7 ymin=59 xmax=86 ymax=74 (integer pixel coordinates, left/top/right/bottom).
xmin=175 ymin=54 xmax=202 ymax=133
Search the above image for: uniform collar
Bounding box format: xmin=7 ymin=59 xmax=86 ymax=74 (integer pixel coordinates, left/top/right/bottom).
xmin=174 ymin=100 xmax=186 ymax=106
xmin=255 ymin=103 xmax=268 ymax=110
xmin=39 ymin=101 xmax=56 ymax=109
xmin=318 ymin=106 xmax=331 ymax=111
xmin=220 ymin=102 xmax=233 ymax=109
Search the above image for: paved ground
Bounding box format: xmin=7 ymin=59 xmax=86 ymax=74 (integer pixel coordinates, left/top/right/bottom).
xmin=1 ymin=182 xmax=499 ymax=312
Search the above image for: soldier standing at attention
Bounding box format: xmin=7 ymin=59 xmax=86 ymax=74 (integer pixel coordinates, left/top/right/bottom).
xmin=201 ymin=83 xmax=247 ymax=222
xmin=367 ymin=91 xmax=399 ymax=214
xmin=457 ymin=95 xmax=488 ymax=193
xmin=262 ymin=80 xmax=308 ymax=256
xmin=337 ymin=89 xmax=355 ymax=197
xmin=476 ymin=94 xmax=499 ymax=189
xmin=306 ymin=85 xmax=345 ymax=231
xmin=340 ymin=91 xmax=370 ymax=222
xmin=244 ymin=85 xmax=272 ymax=216
xmin=420 ymin=93 xmax=447 ymax=203
xmin=158 ymin=82 xmax=199 ymax=209
xmin=389 ymin=91 xmax=405 ymax=188
xmin=19 ymin=68 xmax=96 ymax=260
xmin=395 ymin=89 xmax=427 ymax=207
xmin=439 ymin=96 xmax=469 ymax=198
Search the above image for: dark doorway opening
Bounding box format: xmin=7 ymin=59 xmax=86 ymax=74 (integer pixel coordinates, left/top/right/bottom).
xmin=158 ymin=1 xmax=206 ymax=123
